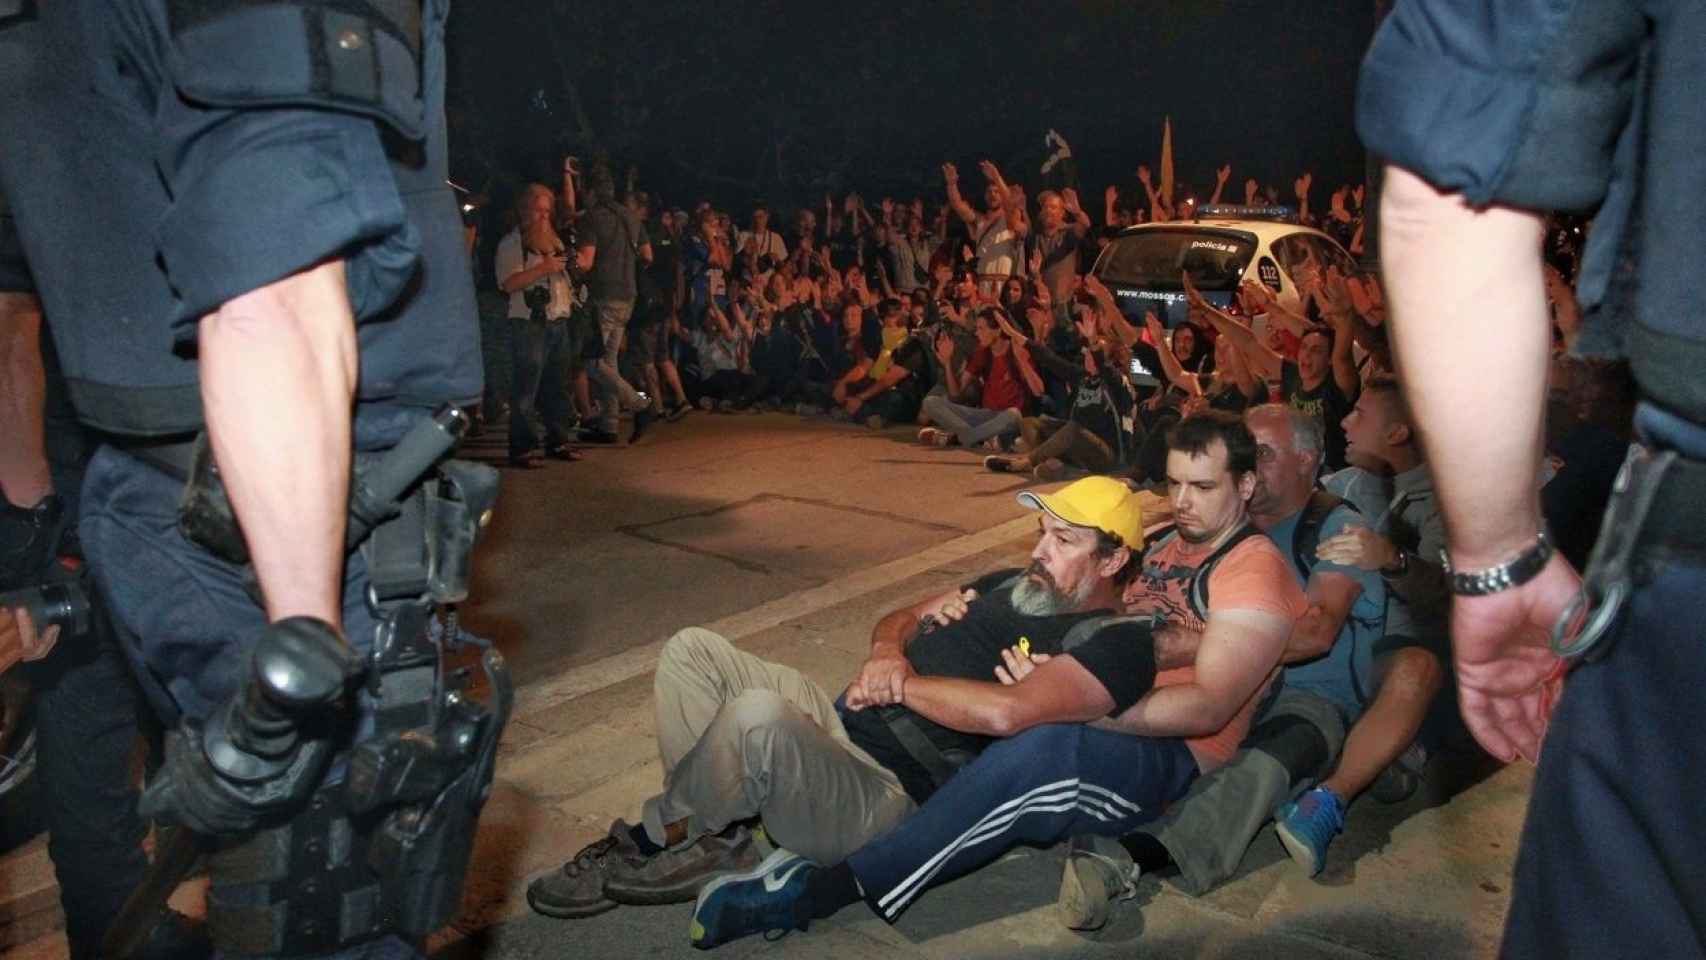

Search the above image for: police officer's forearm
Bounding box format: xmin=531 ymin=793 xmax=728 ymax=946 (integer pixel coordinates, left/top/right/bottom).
xmin=1379 ymin=167 xmax=1549 ymax=567
xmin=0 ymin=294 xmax=52 ymax=506
xmin=199 ymin=259 xmax=356 ymax=628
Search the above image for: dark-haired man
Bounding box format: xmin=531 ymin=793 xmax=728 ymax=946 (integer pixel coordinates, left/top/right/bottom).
xmin=1057 ymin=404 xmax=1386 ymax=926
xmin=687 ymin=413 xmax=1305 ymax=948
xmin=577 ymin=167 xmax=656 ymax=444
xmin=527 ymin=477 xmax=1156 ymax=925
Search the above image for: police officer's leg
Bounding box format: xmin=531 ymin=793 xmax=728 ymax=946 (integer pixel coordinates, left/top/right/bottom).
xmin=508 ymin=317 xmax=546 ymax=458
xmin=23 ymin=607 xmax=151 ymax=960
xmin=1504 ymin=561 xmax=1706 ymax=958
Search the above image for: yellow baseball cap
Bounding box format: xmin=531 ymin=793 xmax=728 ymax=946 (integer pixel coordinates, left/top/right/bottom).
xmin=1017 ymin=476 xmax=1144 ymax=550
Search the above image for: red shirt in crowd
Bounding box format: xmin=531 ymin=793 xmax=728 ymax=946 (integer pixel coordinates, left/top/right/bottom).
xmin=967 ymin=346 xmax=1034 ymax=412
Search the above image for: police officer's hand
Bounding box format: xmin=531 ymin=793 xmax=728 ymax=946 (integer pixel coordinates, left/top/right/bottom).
xmin=1451 ymin=552 xmax=1575 ymax=763
xmin=0 ymin=605 xmax=61 ymax=673
xmin=140 ymin=721 xmax=334 ymax=836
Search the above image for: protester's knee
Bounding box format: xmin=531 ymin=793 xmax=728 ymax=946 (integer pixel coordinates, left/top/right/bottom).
xmin=658 ymin=626 xmax=733 ymax=676
xmin=1380 ymin=646 xmax=1445 ymax=706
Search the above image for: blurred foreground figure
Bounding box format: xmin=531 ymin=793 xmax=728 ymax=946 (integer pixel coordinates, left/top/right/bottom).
xmin=1360 ymin=2 xmax=1705 ymax=956
xmin=0 ymin=2 xmax=509 ymax=957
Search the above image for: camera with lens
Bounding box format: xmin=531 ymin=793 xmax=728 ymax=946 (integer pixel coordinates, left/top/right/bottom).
xmin=0 ymin=579 xmax=91 ymax=635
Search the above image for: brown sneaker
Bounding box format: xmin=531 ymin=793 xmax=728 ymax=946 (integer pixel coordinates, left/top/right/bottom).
xmin=526 ymin=819 xmax=644 ymax=919
xmin=603 ymin=823 xmax=765 ymax=905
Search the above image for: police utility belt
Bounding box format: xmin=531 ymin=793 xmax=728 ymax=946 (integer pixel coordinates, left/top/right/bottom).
xmin=1553 ymin=440 xmax=1706 ymax=660
xmin=119 ymin=408 xmax=511 ymax=957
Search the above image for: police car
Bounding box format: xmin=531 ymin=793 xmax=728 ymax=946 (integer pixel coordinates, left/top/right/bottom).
xmin=1090 ymin=205 xmax=1358 ymax=330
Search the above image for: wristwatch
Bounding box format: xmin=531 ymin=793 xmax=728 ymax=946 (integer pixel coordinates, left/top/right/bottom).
xmin=1441 ymin=529 xmax=1554 ymax=596
xmin=1379 ymin=549 xmax=1409 ymax=580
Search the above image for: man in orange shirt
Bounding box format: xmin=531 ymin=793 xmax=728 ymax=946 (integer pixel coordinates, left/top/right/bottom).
xmin=687 ymin=411 xmax=1303 ymax=948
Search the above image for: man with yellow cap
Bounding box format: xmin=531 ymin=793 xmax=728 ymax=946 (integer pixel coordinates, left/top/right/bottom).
xmin=686 ymin=411 xmax=1306 ymax=949
xmin=528 ymin=474 xmax=1162 ymax=925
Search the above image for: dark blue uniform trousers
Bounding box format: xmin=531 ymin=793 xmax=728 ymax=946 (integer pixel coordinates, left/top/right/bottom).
xmin=1504 ymin=559 xmax=1706 ymax=959
xmin=847 ymin=723 xmax=1197 ymax=922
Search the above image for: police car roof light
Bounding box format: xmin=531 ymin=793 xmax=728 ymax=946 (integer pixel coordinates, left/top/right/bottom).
xmin=1196 ymin=204 xmax=1297 ymax=223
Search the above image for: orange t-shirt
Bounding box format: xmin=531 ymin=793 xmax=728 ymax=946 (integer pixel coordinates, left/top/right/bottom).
xmin=1121 ymin=529 xmax=1307 ymax=771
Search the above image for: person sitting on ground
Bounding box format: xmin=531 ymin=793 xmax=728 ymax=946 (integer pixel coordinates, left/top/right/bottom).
xmin=1273 ymin=377 xmax=1451 ymax=874
xmin=1056 ymin=404 xmax=1386 ymax=927
xmin=524 ymin=477 xmax=1157 ymax=926
xmin=832 ymin=299 xmax=930 ymax=429
xmin=687 ymin=302 xmax=759 ymax=411
xmin=986 ymin=309 xmax=1134 ymax=480
xmin=686 ymin=412 xmax=1307 ymax=949
xmin=918 ymin=306 xmax=1042 ymax=450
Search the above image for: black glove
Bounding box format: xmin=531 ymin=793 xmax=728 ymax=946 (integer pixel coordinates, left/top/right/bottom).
xmin=140 ymin=721 xmax=334 ymax=836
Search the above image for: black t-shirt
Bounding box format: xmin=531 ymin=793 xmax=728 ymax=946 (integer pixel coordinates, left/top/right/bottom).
xmin=1281 ymin=361 xmax=1357 ymax=471
xmin=839 ymin=567 xmax=1157 ymax=802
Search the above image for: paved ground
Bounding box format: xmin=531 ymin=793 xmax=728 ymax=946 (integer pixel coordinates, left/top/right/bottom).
xmin=1 ymin=410 xmax=1530 ymax=959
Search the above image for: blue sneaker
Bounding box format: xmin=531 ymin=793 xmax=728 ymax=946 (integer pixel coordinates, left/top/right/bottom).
xmin=689 ymin=848 xmax=814 ymax=949
xmin=1275 ymin=787 xmax=1346 ymax=877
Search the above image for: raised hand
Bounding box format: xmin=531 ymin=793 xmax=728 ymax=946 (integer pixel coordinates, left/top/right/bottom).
xmin=1136 ymin=165 xmax=1152 ymax=187
xmin=1351 ymin=184 xmax=1365 ymax=209
xmin=1143 ymin=310 xmax=1165 ymax=342
xmin=1216 ymin=164 xmax=1232 ymax=185
xmin=1062 ymin=187 xmax=1082 ymax=213
xmin=1027 ymin=246 xmax=1043 ymax=277
xmin=1264 ymin=184 xmax=1279 ymax=204
xmin=1294 ymin=172 xmax=1313 ymax=200
xmin=935 ymin=332 xmax=955 ymax=364
xmin=1105 ymin=184 xmax=1119 ymax=207
xmin=942 ymin=162 xmax=959 ymax=184
xmin=978 ymin=159 xmax=1004 ymax=184
xmin=1244 ymin=178 xmax=1260 ymax=206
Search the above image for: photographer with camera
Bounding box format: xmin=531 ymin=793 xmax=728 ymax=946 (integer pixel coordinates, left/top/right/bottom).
xmin=737 ymin=203 xmax=788 ymax=293
xmin=497 ymin=180 xmax=586 ymax=467
xmin=0 ymin=271 xmax=204 ymax=957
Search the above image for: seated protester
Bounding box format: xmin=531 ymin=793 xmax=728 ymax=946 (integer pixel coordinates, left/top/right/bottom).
xmin=684 ymin=414 xmax=1305 ymax=948
xmin=1274 ymin=379 xmax=1452 ymax=874
xmin=833 ymin=300 xmax=929 ymax=429
xmin=918 ymin=306 xmax=1042 ymax=449
xmin=746 ymin=293 xmax=804 ymax=410
xmin=1192 ymin=271 xmax=1360 ymax=470
xmin=986 ymin=329 xmax=1134 ymax=480
xmin=525 ymin=478 xmax=1155 ymax=923
xmin=1123 ymin=315 xmax=1212 ymax=483
xmin=688 ymin=303 xmax=760 ymax=411
xmin=1057 ymin=405 xmax=1386 ymax=925
xmin=786 ymin=279 xmax=854 ymax=413
xmin=1018 ymin=296 xmax=1085 ymax=418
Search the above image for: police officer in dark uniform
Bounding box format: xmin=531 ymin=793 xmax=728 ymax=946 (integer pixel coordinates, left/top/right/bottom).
xmin=1359 ymin=2 xmax=1706 ymax=956
xmin=0 ymin=2 xmax=508 ymax=958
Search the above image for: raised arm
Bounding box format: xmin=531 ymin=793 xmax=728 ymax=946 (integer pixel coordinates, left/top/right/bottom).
xmin=1188 ymin=272 xmax=1282 ymax=380
xmin=1208 ymin=164 xmax=1232 ymax=207
xmin=1319 ymin=268 xmax=1362 ymax=395
xmin=1143 ymin=312 xmax=1202 ymax=397
xmin=942 ymin=163 xmax=978 ymax=225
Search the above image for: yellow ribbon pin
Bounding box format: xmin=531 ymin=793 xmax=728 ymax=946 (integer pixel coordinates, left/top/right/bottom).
xmin=1018 ymin=636 xmax=1031 ymax=657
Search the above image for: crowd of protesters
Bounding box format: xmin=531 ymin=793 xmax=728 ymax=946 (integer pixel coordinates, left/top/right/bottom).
xmin=475 ymin=144 xmax=1631 ymax=915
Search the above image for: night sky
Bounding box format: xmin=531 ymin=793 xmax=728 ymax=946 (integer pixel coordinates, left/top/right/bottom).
xmin=445 ymin=1 xmax=1377 ymax=215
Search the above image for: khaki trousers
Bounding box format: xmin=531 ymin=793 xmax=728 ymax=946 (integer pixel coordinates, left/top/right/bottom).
xmin=641 ymin=627 xmax=917 ymax=864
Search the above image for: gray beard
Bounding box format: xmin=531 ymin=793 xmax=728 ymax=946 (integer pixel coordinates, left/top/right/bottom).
xmin=1010 ymin=572 xmax=1093 ymax=617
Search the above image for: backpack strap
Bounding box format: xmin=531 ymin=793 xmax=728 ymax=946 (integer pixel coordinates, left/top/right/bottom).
xmin=1290 ymin=490 xmax=1353 ymax=582
xmin=1186 ymin=523 xmax=1265 ymax=622
xmin=1059 ymin=613 xmax=1148 ymax=652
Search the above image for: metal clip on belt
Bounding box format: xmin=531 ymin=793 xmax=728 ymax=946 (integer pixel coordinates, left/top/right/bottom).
xmin=1552 ymin=444 xmax=1676 ymax=659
